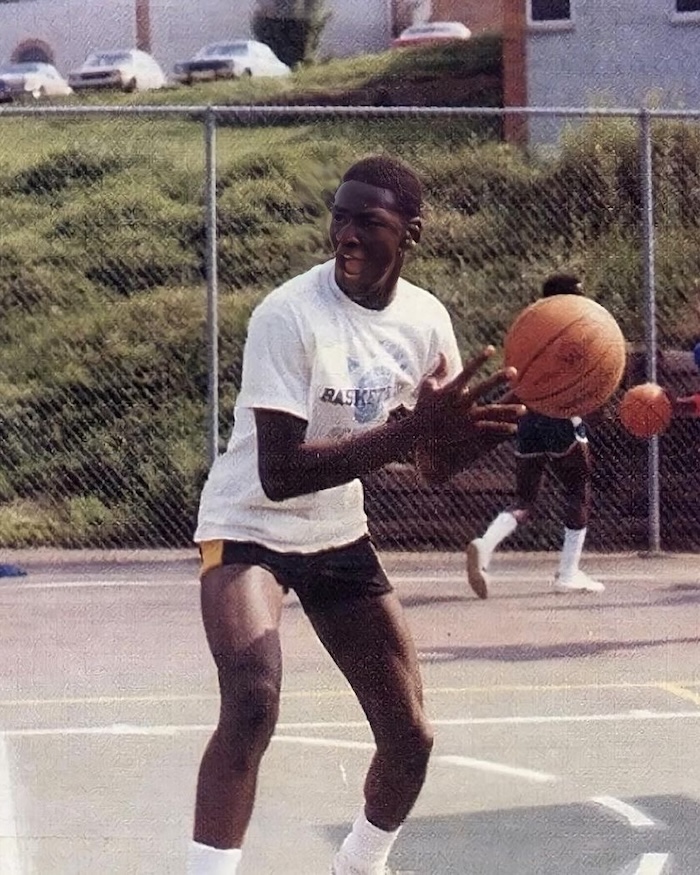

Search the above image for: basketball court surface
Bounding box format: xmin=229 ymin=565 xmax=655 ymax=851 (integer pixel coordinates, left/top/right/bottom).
xmin=1 ymin=548 xmax=699 ymax=874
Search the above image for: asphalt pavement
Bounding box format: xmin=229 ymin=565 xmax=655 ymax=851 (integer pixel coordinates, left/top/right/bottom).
xmin=1 ymin=548 xmax=699 ymax=874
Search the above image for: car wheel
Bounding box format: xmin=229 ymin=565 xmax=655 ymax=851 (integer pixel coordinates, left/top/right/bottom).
xmin=242 ymin=69 xmax=252 ymax=77
xmin=123 ymin=77 xmax=137 ymax=93
xmin=32 ymin=85 xmax=46 ymax=100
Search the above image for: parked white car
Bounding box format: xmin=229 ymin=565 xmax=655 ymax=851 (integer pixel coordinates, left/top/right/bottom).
xmin=68 ymin=49 xmax=166 ymax=93
xmin=0 ymin=62 xmax=73 ymax=102
xmin=392 ymin=20 xmax=472 ymax=48
xmin=173 ymin=40 xmax=291 ymax=84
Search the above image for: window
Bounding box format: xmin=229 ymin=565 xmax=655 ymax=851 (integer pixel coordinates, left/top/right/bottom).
xmin=672 ymin=0 xmax=700 ymax=22
xmin=528 ymin=0 xmax=571 ymax=22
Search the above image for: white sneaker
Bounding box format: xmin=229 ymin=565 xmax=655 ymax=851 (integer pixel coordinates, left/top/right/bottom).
xmin=553 ymin=570 xmax=605 ymax=593
xmin=466 ymin=538 xmax=489 ymax=599
xmin=331 ymin=851 xmax=393 ymax=874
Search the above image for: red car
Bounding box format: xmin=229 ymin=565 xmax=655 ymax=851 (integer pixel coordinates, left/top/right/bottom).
xmin=391 ymin=20 xmax=472 ymax=48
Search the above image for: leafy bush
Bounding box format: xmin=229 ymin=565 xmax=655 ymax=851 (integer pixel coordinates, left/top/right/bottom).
xmin=0 ymin=89 xmax=699 ymax=546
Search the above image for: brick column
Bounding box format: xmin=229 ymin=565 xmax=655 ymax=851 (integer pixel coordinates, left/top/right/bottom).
xmin=136 ymin=0 xmax=152 ymax=52
xmin=503 ymin=0 xmax=528 ymax=145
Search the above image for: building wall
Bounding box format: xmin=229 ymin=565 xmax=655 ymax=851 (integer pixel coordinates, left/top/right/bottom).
xmin=3 ymin=0 xmax=135 ymax=71
xmin=0 ymin=0 xmax=391 ymax=78
xmin=527 ymin=0 xmax=700 ymax=110
xmin=430 ymin=0 xmax=504 ymax=34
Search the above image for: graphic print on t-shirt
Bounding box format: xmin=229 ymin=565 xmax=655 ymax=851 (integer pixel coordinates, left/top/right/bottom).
xmin=319 ymin=340 xmax=413 ymax=426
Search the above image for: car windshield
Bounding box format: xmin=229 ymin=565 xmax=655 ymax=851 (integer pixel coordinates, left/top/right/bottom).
xmin=0 ymin=63 xmax=42 ymax=73
xmin=197 ymin=43 xmax=247 ymax=58
xmin=85 ymin=52 xmax=132 ymax=67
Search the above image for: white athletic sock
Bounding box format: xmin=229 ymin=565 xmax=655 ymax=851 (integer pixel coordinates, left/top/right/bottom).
xmin=479 ymin=511 xmax=518 ymax=567
xmin=337 ymin=812 xmax=400 ymax=872
xmin=558 ymin=527 xmax=587 ymax=581
xmin=186 ymin=840 xmax=242 ymax=874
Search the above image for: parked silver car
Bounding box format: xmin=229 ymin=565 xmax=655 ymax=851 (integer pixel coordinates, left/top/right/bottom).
xmin=173 ymin=40 xmax=291 ymax=84
xmin=68 ymin=49 xmax=166 ymax=93
xmin=0 ymin=62 xmax=73 ymax=102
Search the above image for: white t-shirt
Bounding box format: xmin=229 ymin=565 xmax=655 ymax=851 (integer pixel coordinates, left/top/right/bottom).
xmin=194 ymin=260 xmax=462 ymax=552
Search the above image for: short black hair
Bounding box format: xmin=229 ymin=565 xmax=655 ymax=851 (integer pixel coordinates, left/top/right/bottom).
xmin=541 ymin=273 xmax=583 ymax=297
xmin=341 ymin=154 xmax=423 ymax=219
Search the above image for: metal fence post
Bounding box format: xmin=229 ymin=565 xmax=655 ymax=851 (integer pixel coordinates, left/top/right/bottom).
xmin=204 ymin=106 xmax=220 ymax=468
xmin=639 ymin=108 xmax=661 ymax=553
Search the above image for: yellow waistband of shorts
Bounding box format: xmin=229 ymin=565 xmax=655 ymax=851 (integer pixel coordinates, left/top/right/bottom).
xmin=199 ymin=540 xmax=224 ymax=578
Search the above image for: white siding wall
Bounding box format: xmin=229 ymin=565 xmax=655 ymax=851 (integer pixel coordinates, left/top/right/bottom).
xmin=0 ymin=0 xmax=135 ymax=72
xmin=527 ymin=0 xmax=700 ymax=140
xmin=0 ymin=0 xmax=390 ymax=78
xmin=150 ymin=0 xmax=255 ymax=73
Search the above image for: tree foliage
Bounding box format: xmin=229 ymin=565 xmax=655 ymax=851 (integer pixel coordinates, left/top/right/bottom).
xmin=252 ymin=0 xmax=330 ymax=68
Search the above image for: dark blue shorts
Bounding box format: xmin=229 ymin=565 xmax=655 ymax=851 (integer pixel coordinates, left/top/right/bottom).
xmin=516 ymin=412 xmax=587 ymax=456
xmin=198 ymin=535 xmax=393 ymax=613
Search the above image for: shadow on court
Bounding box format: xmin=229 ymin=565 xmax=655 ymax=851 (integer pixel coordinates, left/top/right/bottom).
xmin=326 ymin=794 xmax=700 ymax=874
xmin=418 ymin=637 xmax=700 ymax=663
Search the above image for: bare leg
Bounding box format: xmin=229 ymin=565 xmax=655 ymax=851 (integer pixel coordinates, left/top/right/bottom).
xmin=513 ymin=453 xmax=547 ymax=523
xmin=551 ymin=442 xmax=592 ymax=530
xmin=193 ymin=564 xmax=285 ymax=849
xmin=307 ymin=592 xmax=433 ymax=831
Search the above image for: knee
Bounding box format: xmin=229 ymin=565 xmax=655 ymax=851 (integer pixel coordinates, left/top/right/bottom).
xmin=513 ymin=507 xmax=531 ymax=524
xmin=381 ymin=715 xmax=434 ymax=773
xmin=403 ymin=720 xmax=435 ymax=778
xmin=214 ymin=653 xmax=281 ymax=757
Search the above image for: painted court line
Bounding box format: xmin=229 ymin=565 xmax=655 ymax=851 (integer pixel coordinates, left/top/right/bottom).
xmin=591 ymin=795 xmax=658 ymax=827
xmin=437 ymin=754 xmax=555 ymax=783
xmin=6 ymin=709 xmax=700 ymax=738
xmin=0 ymin=734 xmax=21 ymax=875
xmin=658 ymin=682 xmax=700 ymax=707
xmin=7 ymin=579 xmax=194 ymax=590
xmin=628 ymin=854 xmax=670 ymax=875
xmin=273 ymin=737 xmax=557 ymax=783
xmin=1 ymin=679 xmax=699 ymax=709
xmin=0 ymin=568 xmax=667 ymax=591
xmin=0 ymin=724 xmax=556 ymax=783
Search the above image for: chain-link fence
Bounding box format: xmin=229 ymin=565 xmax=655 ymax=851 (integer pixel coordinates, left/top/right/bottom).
xmin=0 ymin=103 xmax=698 ymax=552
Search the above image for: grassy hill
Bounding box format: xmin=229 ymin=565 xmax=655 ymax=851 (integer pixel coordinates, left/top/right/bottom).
xmin=67 ymin=36 xmax=503 ymax=109
xmin=0 ymin=38 xmax=698 ymax=548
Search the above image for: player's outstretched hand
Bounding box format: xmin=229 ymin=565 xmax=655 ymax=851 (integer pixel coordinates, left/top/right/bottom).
xmin=414 ymin=346 xmax=526 ymax=483
xmin=667 ymin=390 xmax=700 ymax=418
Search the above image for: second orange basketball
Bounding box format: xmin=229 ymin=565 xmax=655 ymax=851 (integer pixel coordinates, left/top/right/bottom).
xmin=619 ymin=383 xmax=672 ymax=438
xmin=503 ymin=294 xmax=626 ymax=418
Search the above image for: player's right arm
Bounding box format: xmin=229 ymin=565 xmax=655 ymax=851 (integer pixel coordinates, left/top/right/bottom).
xmin=258 ymin=351 xmax=524 ymax=500
xmin=241 ymin=297 xmax=428 ymax=500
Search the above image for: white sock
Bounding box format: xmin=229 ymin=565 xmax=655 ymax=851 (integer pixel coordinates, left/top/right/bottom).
xmin=558 ymin=527 xmax=586 ymax=581
xmin=186 ymin=840 xmax=242 ymax=875
xmin=337 ymin=812 xmax=400 ymax=873
xmin=479 ymin=511 xmax=518 ymax=567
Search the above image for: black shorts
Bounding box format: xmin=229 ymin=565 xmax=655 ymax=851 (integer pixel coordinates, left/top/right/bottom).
xmin=516 ymin=412 xmax=587 ymax=457
xmin=198 ymin=535 xmax=393 ymax=614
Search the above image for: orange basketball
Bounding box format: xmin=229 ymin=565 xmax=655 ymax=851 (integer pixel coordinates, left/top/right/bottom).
xmin=619 ymin=383 xmax=672 ymax=438
xmin=504 ymin=294 xmax=626 ymax=418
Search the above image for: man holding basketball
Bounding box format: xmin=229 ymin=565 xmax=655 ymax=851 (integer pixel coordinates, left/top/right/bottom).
xmin=466 ymin=274 xmax=605 ymax=599
xmin=187 ymin=154 xmax=524 ymax=875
